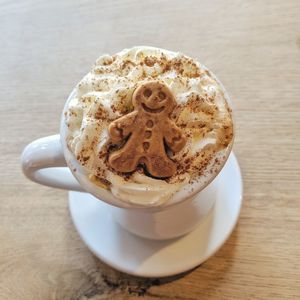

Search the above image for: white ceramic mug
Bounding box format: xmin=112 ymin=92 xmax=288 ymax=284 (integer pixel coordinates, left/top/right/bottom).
xmin=21 ymin=89 xmax=232 ymax=240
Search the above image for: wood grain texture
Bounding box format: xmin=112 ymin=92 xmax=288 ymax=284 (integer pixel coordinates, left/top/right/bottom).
xmin=0 ymin=0 xmax=300 ymax=299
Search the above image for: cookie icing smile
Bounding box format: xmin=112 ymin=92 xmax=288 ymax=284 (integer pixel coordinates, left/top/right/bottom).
xmin=141 ymin=103 xmax=165 ymax=113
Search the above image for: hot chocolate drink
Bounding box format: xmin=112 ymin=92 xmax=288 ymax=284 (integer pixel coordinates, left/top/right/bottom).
xmin=64 ymin=46 xmax=233 ymax=206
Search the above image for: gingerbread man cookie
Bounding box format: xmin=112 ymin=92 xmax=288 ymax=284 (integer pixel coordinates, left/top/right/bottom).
xmin=108 ymin=81 xmax=186 ymax=178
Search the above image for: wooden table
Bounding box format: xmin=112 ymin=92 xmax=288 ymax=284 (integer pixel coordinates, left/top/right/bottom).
xmin=1 ymin=0 xmax=299 ymax=299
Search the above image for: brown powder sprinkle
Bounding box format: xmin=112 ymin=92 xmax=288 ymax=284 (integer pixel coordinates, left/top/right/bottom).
xmin=144 ymin=56 xmax=156 ymax=67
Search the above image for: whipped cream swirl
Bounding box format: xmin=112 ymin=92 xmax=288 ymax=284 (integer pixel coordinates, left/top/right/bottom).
xmin=64 ymin=46 xmax=233 ymax=206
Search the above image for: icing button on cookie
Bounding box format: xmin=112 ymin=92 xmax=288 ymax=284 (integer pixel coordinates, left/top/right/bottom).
xmin=146 ymin=120 xmax=154 ymax=128
xmin=145 ymin=131 xmax=152 ymax=138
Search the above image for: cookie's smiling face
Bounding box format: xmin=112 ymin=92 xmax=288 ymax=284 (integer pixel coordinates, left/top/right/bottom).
xmin=133 ymin=81 xmax=176 ymax=115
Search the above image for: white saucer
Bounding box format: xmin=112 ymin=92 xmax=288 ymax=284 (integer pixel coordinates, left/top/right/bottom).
xmin=69 ymin=153 xmax=243 ymax=278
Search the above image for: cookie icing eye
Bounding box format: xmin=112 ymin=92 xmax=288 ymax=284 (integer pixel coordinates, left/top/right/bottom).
xmin=158 ymin=91 xmax=166 ymax=101
xmin=144 ymin=89 xmax=152 ymax=98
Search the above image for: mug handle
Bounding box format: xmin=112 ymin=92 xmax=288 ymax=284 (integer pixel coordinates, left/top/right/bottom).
xmin=21 ymin=134 xmax=84 ymax=191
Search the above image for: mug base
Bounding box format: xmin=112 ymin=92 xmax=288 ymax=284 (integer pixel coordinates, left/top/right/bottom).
xmin=69 ymin=152 xmax=243 ymax=277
